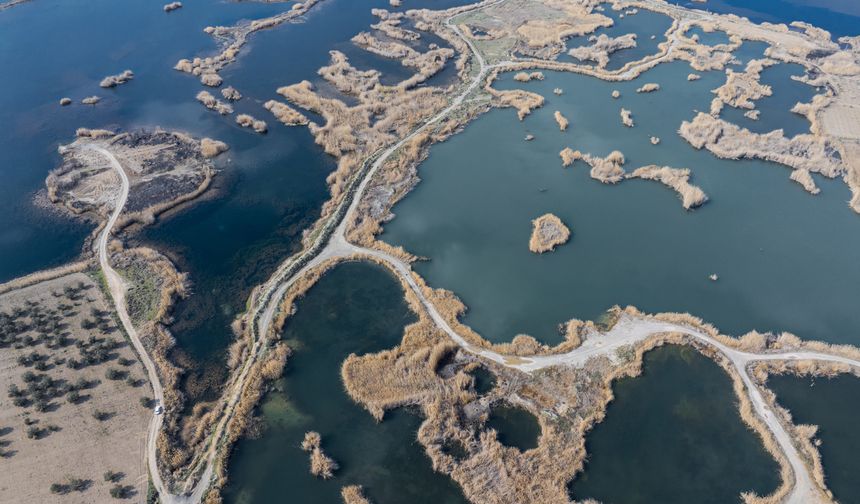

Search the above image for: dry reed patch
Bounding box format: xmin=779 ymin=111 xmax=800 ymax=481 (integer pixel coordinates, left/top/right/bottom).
xmin=628 ymin=165 xmax=708 ymax=209
xmin=341 ymin=485 xmax=372 ymax=504
xmin=559 ymin=147 xmax=581 ymax=167
xmin=301 ymin=432 xmax=339 ymax=479
xmin=196 ymin=91 xmax=232 ymax=115
xmin=636 ymin=82 xmax=660 ymax=93
xmin=235 ymin=114 xmax=268 ymax=134
xmin=620 ymin=107 xmax=634 ymax=127
xmin=200 ymin=138 xmax=229 ymax=158
xmin=528 ymin=213 xmax=571 ymax=253
xmin=582 ymin=150 xmax=626 ymax=183
xmin=553 ymin=110 xmax=569 ymax=131
xmin=679 ymin=112 xmax=845 ymax=183
xmin=99 ymin=69 xmax=134 ymax=88
xmin=568 ymin=33 xmax=637 ymax=68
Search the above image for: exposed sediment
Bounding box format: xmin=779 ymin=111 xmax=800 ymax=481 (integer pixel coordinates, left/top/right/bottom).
xmin=528 ymin=213 xmax=571 ymax=254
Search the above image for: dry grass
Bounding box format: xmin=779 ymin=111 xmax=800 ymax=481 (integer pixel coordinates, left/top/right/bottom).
xmin=528 ymin=213 xmax=571 ymax=253
xmin=710 ymin=58 xmax=775 ymax=115
xmin=789 ymin=168 xmax=820 ymax=194
xmin=264 ymin=100 xmax=309 ymax=126
xmin=200 ymin=73 xmax=223 ymax=87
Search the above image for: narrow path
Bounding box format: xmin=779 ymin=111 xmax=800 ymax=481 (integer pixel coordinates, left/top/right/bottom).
xmin=85 ymin=145 xmax=185 ymax=504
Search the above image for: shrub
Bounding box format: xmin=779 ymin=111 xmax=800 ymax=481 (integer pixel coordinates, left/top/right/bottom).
xmin=104 ymin=470 xmax=122 ymax=483
xmin=67 ymin=390 xmax=81 ymax=404
xmin=105 ymin=368 xmax=126 ymax=381
xmin=110 ymin=484 xmax=133 ymax=499
xmin=50 ymin=482 xmax=69 ymax=494
xmin=93 ymin=410 xmax=113 ymax=421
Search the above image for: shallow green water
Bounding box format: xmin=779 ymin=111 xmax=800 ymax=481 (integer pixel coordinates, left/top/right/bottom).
xmin=223 ymin=261 xmax=467 ymax=504
xmin=768 ymin=374 xmax=860 ymax=504
xmin=570 ymin=345 xmax=781 ymax=504
xmin=382 ymin=60 xmax=860 ymax=346
xmin=485 ymin=404 xmax=541 ymax=451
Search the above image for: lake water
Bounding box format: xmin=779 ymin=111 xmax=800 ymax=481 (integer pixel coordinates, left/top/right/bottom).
xmin=0 ymin=0 xmax=468 ymax=404
xmin=666 ymin=0 xmax=860 ymax=39
xmin=570 ymin=345 xmax=781 ymax=503
xmin=768 ymin=373 xmax=860 ymax=504
xmin=382 ymin=61 xmax=860 ymax=346
xmin=223 ymin=261 xmax=467 ymax=504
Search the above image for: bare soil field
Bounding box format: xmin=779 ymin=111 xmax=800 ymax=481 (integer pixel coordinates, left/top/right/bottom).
xmin=0 ymin=273 xmax=150 ymax=503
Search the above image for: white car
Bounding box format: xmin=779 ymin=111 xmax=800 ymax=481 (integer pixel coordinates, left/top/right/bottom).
xmin=154 ymin=405 xmax=164 ymax=415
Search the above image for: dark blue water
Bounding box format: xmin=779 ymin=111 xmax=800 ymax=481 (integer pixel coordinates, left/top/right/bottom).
xmin=769 ymin=374 xmax=860 ymax=504
xmin=0 ymin=0 xmax=471 ymax=404
xmin=223 ymin=261 xmax=467 ymax=504
xmin=666 ymin=0 xmax=860 ymax=39
xmin=570 ymin=345 xmax=781 ymax=503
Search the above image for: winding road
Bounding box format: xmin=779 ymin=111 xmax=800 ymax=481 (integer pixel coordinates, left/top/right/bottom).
xmin=88 ymin=1 xmax=857 ymax=502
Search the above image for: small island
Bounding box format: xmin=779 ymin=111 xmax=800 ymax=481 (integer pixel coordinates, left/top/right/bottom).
xmin=528 ymin=213 xmax=571 ymax=254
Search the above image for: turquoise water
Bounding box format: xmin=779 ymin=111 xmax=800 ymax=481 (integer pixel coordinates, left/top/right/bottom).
xmin=570 ymin=345 xmax=781 ymax=503
xmin=666 ymin=0 xmax=860 ymax=39
xmin=383 ymin=62 xmax=860 ymax=346
xmin=768 ymin=374 xmax=860 ymax=504
xmin=223 ymin=261 xmax=467 ymax=504
xmin=485 ymin=404 xmax=541 ymax=451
